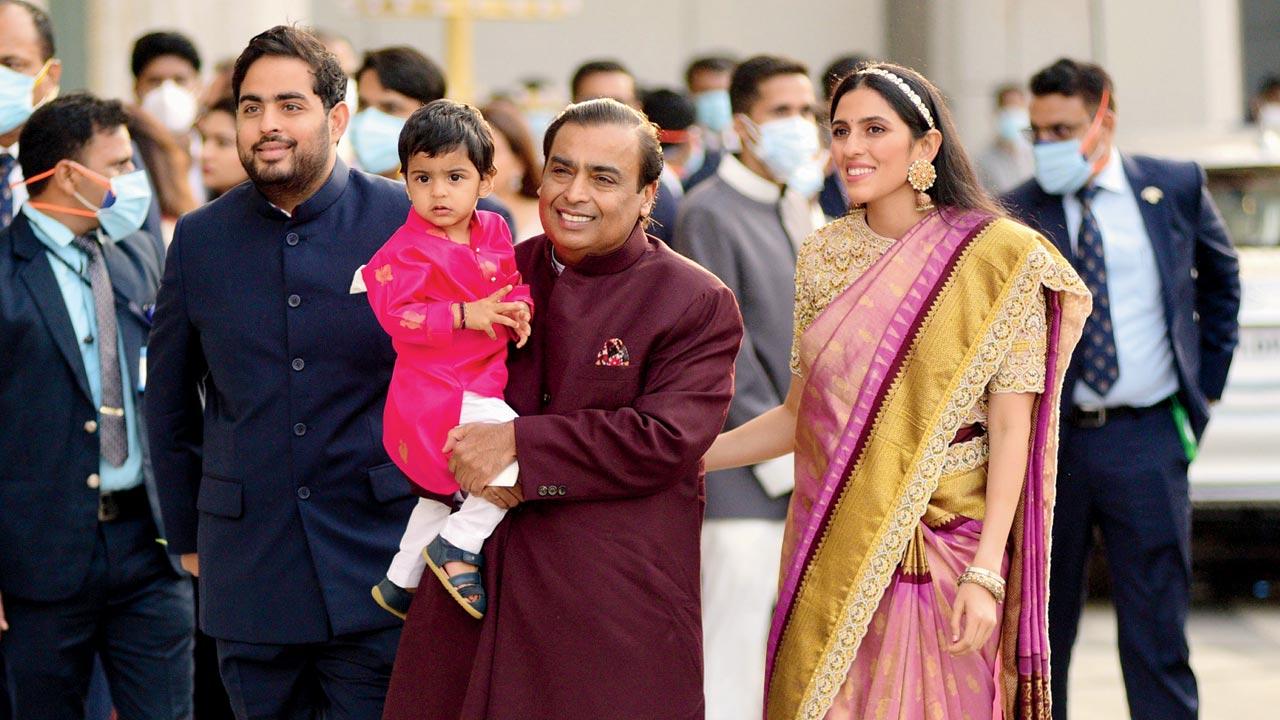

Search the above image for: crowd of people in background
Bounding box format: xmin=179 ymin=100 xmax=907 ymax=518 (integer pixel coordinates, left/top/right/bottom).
xmin=0 ymin=0 xmax=1252 ymax=717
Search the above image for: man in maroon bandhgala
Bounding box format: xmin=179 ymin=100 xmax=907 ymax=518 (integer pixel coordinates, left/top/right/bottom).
xmin=382 ymin=98 xmax=743 ymax=720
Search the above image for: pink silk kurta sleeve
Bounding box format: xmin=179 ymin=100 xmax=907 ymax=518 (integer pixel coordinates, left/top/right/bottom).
xmin=362 ymin=209 xmax=530 ymax=494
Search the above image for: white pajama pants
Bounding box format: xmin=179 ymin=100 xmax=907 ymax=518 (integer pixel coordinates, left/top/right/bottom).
xmin=701 ymin=518 xmax=787 ymax=720
xmin=385 ymin=392 xmax=519 ymax=589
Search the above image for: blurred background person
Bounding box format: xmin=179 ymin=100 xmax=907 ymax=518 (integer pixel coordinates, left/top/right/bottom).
xmin=1251 ymin=75 xmax=1280 ymax=150
xmin=0 ymin=0 xmax=62 ymax=228
xmin=130 ymin=31 xmax=205 ymax=204
xmin=125 ymin=104 xmax=197 ymax=241
xmin=569 ymin=59 xmax=678 ymax=243
xmin=315 ymin=28 xmax=359 ymax=166
xmin=195 ymin=96 xmax=248 ymax=200
xmin=482 ymin=102 xmax=542 ymax=241
xmin=683 ymin=54 xmax=735 ymax=188
xmin=643 ymin=88 xmax=705 ymax=183
xmin=976 ymin=82 xmax=1035 ymax=194
xmin=815 ymin=53 xmax=869 ymax=219
xmin=349 ymin=45 xmax=515 ymax=234
xmin=199 ymin=57 xmax=235 ymax=112
xmin=570 ymin=57 xmax=639 ymax=108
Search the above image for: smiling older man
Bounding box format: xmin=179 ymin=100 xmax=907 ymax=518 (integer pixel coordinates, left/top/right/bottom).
xmin=384 ymin=99 xmax=744 ymax=720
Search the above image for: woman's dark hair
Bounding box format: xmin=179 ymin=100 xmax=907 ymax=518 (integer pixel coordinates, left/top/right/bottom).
xmin=231 ymin=25 xmax=347 ymax=110
xmin=126 ymin=105 xmax=198 ymax=217
xmin=1029 ymin=58 xmax=1116 ymax=112
xmin=398 ymin=99 xmax=495 ymax=176
xmin=357 ymin=46 xmax=447 ymax=105
xmin=482 ymin=103 xmax=541 ymax=199
xmin=19 ymin=93 xmax=128 ymax=196
xmin=828 ymin=62 xmax=1003 ymax=218
xmin=541 ymin=98 xmax=663 ymax=191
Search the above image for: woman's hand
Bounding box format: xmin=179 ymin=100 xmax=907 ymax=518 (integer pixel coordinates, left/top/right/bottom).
xmin=947 ymin=580 xmax=1000 ymax=655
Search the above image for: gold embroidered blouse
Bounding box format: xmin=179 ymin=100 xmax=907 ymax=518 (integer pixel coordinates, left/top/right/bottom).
xmin=790 ymin=212 xmax=1048 ymax=429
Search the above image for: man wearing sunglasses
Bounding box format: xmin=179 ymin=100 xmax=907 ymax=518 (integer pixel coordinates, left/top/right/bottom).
xmin=1004 ymin=58 xmax=1240 ymax=720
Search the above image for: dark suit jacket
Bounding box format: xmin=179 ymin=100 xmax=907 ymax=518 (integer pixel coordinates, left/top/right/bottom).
xmin=1003 ymin=154 xmax=1241 ymax=438
xmin=146 ymin=159 xmax=418 ymax=644
xmin=0 ymin=214 xmax=174 ymax=602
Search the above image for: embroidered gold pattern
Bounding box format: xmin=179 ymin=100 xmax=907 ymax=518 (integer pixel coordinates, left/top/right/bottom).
xmin=795 ymin=233 xmax=1088 ymax=719
xmin=398 ymin=439 xmax=409 ymax=464
xmin=375 ymin=264 xmax=394 ymax=285
xmin=791 ymin=211 xmax=896 ymax=376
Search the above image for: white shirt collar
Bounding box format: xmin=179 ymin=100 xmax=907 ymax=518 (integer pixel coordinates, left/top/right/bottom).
xmin=716 ymin=152 xmax=783 ymax=204
xmin=1089 ymin=147 xmax=1128 ymax=196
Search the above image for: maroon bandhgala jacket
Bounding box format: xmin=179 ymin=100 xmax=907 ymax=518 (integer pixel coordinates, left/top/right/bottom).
xmin=384 ymin=224 xmax=743 ymax=720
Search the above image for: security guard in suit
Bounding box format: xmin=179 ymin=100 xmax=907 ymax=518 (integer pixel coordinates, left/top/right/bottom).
xmin=0 ymin=93 xmax=193 ymax=720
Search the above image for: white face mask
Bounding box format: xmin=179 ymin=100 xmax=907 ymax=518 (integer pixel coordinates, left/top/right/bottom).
xmin=141 ymin=80 xmax=198 ymax=134
xmin=1260 ymin=103 xmax=1280 ymax=131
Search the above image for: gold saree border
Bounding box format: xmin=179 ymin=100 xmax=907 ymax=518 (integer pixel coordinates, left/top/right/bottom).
xmin=771 ymin=219 xmax=1089 ymax=720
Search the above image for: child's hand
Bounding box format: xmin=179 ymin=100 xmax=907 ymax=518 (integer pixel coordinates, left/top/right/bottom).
xmin=460 ymin=286 xmax=524 ymax=340
xmin=499 ymin=301 xmax=532 ymax=348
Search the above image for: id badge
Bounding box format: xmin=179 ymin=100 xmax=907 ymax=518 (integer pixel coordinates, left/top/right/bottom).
xmin=137 ymin=346 xmax=147 ymax=394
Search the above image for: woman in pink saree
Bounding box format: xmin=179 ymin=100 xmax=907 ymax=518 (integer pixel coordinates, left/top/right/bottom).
xmin=705 ymin=64 xmax=1090 ymax=720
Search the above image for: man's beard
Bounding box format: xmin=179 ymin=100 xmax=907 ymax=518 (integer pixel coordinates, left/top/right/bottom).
xmin=239 ymin=121 xmax=332 ymax=203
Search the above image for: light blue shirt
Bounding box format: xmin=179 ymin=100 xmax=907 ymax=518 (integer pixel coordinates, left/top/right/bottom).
xmin=24 ymin=204 xmax=143 ymax=491
xmin=1063 ymin=148 xmax=1179 ymax=409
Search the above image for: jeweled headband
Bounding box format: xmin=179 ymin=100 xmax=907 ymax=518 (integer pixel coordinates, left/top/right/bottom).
xmin=857 ymin=67 xmax=936 ymax=130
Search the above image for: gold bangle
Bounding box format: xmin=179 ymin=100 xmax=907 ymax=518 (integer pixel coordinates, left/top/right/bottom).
xmin=957 ymin=569 xmax=1006 ymax=603
xmin=963 ymin=565 xmax=1005 ymax=585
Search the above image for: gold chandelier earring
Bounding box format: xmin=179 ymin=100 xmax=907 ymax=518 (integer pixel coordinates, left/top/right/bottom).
xmin=907 ymin=158 xmax=936 ymax=212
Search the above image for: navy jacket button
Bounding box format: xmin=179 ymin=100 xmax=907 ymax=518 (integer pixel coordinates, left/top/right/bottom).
xmin=297 ymin=486 xmax=310 ymax=499
xmin=293 ymin=422 xmax=307 ymax=436
xmin=287 ymin=294 xmax=301 ymax=308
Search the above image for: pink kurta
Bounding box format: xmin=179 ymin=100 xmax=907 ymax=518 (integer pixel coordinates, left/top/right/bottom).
xmin=362 ymin=209 xmax=531 ymax=494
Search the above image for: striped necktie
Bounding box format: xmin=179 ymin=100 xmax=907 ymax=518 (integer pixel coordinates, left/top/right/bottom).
xmin=72 ymin=233 xmax=129 ymax=467
xmin=1074 ymin=184 xmax=1119 ymax=396
xmin=0 ymin=153 xmax=15 ymax=227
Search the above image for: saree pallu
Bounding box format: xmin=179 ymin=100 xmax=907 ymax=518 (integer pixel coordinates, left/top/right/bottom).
xmin=767 ymin=210 xmax=1090 ymax=720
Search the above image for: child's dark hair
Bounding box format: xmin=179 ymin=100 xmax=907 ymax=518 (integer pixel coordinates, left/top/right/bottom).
xmin=397 ymin=99 xmax=495 ymax=176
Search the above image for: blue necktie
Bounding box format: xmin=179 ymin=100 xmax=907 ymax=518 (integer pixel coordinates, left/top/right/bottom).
xmin=1074 ymin=185 xmax=1119 ymax=396
xmin=0 ymin=153 xmax=15 ymax=227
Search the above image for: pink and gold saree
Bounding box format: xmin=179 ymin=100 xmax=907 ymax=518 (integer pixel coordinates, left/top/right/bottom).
xmin=767 ymin=209 xmax=1090 ymax=720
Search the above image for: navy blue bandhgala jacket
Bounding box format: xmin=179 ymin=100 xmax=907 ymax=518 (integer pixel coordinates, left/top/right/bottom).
xmin=146 ymin=160 xmax=419 ymax=644
xmin=1003 ymin=154 xmax=1241 ymax=439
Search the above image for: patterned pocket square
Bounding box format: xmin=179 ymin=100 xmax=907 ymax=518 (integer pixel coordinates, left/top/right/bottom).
xmin=595 ymin=338 xmax=630 ymax=366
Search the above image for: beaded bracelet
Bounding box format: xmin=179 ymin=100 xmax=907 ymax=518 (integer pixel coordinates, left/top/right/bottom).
xmin=957 ymin=566 xmax=1006 ymax=603
xmin=459 ymin=302 xmax=467 ymax=329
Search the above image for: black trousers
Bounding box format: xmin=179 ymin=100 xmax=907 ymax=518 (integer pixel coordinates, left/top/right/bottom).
xmin=1 ymin=512 xmax=194 ymax=720
xmin=1049 ymin=404 xmax=1199 ymax=720
xmin=216 ymin=626 xmax=400 ymax=720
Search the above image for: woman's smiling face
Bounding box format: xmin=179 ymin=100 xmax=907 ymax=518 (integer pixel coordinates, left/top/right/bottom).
xmin=829 ymin=86 xmax=920 ymax=208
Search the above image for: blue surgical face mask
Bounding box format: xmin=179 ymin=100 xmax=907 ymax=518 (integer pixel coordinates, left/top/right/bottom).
xmin=694 ymin=90 xmax=732 ymax=133
xmin=744 ymin=115 xmax=821 ymax=184
xmin=997 ymin=108 xmax=1029 ymax=143
xmin=0 ymin=60 xmax=53 ymax=135
xmin=350 ymin=107 xmax=406 ymax=176
xmin=1032 ymin=140 xmax=1094 ymax=195
xmin=74 ymin=168 xmax=154 ymax=240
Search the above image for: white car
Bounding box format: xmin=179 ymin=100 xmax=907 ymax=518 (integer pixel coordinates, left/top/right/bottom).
xmin=1183 ymin=144 xmax=1280 ymax=505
